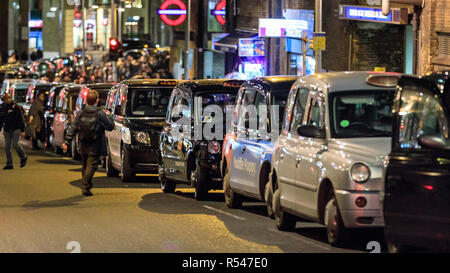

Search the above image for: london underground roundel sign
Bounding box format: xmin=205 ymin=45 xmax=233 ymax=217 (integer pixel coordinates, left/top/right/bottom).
xmin=158 ymin=0 xmax=187 ymax=26
xmin=212 ymin=0 xmax=226 ymax=25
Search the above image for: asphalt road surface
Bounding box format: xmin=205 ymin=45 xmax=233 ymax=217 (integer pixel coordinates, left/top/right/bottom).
xmin=0 ymin=135 xmax=383 ymax=253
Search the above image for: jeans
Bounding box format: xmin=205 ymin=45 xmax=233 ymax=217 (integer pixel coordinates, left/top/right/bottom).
xmin=3 ymin=130 xmax=27 ymax=166
xmin=81 ymin=154 xmax=99 ymax=190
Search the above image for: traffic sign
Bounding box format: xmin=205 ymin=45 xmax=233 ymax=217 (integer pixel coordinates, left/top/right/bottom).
xmin=313 ymin=32 xmax=326 ymax=51
xmin=158 ymin=0 xmax=187 ymax=26
xmin=212 ymin=0 xmax=226 ymax=25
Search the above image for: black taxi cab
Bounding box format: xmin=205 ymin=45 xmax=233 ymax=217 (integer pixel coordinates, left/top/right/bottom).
xmin=69 ymin=83 xmax=115 ymax=160
xmin=105 ymin=79 xmax=183 ymax=182
xmin=159 ymin=79 xmax=243 ymax=200
xmin=383 ymin=75 xmax=450 ymax=252
xmin=45 ymin=84 xmax=68 ymax=150
xmin=50 ymin=84 xmax=82 ymax=154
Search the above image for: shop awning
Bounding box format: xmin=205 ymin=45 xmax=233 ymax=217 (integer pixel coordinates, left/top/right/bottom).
xmin=214 ymin=31 xmax=258 ymax=52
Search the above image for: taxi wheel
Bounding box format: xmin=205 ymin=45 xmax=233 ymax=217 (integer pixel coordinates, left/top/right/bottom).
xmin=71 ymin=139 xmax=80 ymax=160
xmin=160 ymin=161 xmax=176 ymax=193
xmin=273 ymin=189 xmax=297 ymax=231
xmin=121 ymin=147 xmax=135 ymax=182
xmin=223 ymin=167 xmax=242 ymax=209
xmin=194 ymin=162 xmax=208 ymax=201
xmin=324 ymin=194 xmax=348 ymax=247
xmin=264 ymin=180 xmax=275 ymax=219
xmin=386 ymin=240 xmax=404 ymax=253
xmin=106 ymin=151 xmax=119 ymax=177
xmin=52 ymin=141 xmax=61 ymax=154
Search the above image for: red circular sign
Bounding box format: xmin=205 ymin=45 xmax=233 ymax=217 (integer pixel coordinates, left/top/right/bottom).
xmin=215 ymin=0 xmax=226 ymax=25
xmin=159 ymin=0 xmax=187 ymax=26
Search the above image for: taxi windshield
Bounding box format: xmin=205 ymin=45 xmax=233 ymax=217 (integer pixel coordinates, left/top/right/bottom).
xmin=13 ymin=86 xmax=28 ymax=103
xmin=129 ymin=87 xmax=171 ymax=117
xmin=330 ymin=90 xmax=395 ymax=138
xmin=197 ymin=92 xmax=236 ymax=109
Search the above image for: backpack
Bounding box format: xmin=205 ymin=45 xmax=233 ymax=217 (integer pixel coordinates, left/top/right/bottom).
xmin=78 ymin=109 xmax=99 ymax=142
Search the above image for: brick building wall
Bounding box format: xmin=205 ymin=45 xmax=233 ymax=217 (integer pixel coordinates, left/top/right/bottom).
xmin=235 ymin=0 xmax=269 ymax=31
xmin=0 ymin=1 xmax=8 ymax=64
xmin=322 ymin=0 xmax=359 ymax=72
xmin=420 ymin=0 xmax=450 ymax=74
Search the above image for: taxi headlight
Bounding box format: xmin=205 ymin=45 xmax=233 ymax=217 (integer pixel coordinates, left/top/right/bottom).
xmin=135 ymin=131 xmax=151 ymax=145
xmin=208 ymin=141 xmax=221 ymax=154
xmin=121 ymin=127 xmax=131 ymax=144
xmin=350 ymin=163 xmax=370 ymax=183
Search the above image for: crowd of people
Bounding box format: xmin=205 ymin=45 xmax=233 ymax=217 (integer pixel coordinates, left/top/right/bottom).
xmin=5 ymin=49 xmax=172 ymax=85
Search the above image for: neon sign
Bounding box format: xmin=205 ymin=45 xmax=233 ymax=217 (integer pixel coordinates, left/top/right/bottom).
xmin=158 ymin=0 xmax=187 ymax=26
xmin=211 ymin=0 xmax=226 ymax=25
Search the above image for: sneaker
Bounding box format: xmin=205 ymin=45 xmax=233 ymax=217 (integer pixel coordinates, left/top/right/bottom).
xmin=3 ymin=165 xmax=13 ymax=170
xmin=20 ymin=157 xmax=28 ymax=168
xmin=82 ymin=189 xmax=93 ymax=196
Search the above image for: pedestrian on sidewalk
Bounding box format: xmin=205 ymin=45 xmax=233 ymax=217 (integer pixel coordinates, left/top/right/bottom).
xmin=0 ymin=93 xmax=28 ymax=170
xmin=62 ymin=90 xmax=114 ymax=196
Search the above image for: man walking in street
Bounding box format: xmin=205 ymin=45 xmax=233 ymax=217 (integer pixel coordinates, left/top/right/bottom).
xmin=27 ymin=92 xmax=45 ymax=150
xmin=0 ymin=93 xmax=28 ymax=170
xmin=62 ymin=90 xmax=114 ymax=196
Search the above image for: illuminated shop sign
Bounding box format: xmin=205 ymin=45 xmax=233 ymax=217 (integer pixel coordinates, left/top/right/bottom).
xmin=158 ymin=0 xmax=187 ymax=26
xmin=259 ymin=19 xmax=308 ymax=38
xmin=339 ymin=5 xmax=408 ymax=25
xmin=29 ymin=20 xmax=43 ymax=28
xmin=239 ymin=39 xmax=265 ymax=57
xmin=211 ymin=0 xmax=226 ymax=25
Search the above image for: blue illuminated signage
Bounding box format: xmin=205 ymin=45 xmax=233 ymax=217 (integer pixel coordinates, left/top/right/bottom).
xmin=345 ymin=7 xmax=392 ymax=22
xmin=239 ymin=39 xmax=265 ymax=57
xmin=339 ymin=5 xmax=408 ymax=25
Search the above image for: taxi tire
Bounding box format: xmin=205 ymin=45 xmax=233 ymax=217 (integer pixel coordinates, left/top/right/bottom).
xmin=386 ymin=240 xmax=404 ymax=253
xmin=160 ymin=161 xmax=176 ymax=193
xmin=52 ymin=141 xmax=61 ymax=154
xmin=106 ymin=152 xmax=119 ymax=177
xmin=194 ymin=162 xmax=208 ymax=201
xmin=324 ymin=194 xmax=349 ymax=247
xmin=223 ymin=167 xmax=242 ymax=209
xmin=273 ymin=189 xmax=297 ymax=231
xmin=121 ymin=147 xmax=135 ymax=182
xmin=264 ymin=179 xmax=275 ymax=219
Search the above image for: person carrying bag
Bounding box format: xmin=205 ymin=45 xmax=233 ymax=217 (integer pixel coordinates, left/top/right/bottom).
xmin=63 ymin=90 xmax=114 ymax=196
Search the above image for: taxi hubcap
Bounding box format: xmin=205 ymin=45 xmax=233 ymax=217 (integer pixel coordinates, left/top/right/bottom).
xmin=325 ymin=199 xmax=338 ymax=237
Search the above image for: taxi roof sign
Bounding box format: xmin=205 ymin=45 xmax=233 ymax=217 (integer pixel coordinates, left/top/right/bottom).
xmin=366 ymin=74 xmax=400 ymax=88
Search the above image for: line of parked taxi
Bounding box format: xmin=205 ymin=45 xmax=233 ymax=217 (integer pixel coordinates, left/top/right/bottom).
xmin=3 ymin=71 xmax=448 ymax=252
xmin=97 ymin=72 xmax=449 ymax=252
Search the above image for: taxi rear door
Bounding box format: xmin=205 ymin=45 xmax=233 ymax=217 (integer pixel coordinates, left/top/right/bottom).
xmin=384 ymin=76 xmax=450 ymax=249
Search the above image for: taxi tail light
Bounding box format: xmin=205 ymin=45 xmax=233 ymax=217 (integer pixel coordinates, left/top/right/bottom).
xmin=158 ymin=80 xmax=178 ymax=86
xmin=224 ymin=81 xmax=243 ymax=88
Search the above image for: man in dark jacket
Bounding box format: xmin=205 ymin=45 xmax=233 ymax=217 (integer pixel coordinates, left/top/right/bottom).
xmin=0 ymin=93 xmax=27 ymax=170
xmin=63 ymin=90 xmax=115 ymax=196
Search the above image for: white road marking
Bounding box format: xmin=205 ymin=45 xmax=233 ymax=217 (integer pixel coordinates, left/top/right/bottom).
xmin=267 ymin=228 xmax=332 ymax=251
xmin=202 ymin=205 xmax=247 ymax=221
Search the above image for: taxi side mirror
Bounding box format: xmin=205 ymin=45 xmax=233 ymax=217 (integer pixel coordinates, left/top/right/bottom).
xmin=418 ymin=134 xmax=449 ymax=150
xmin=297 ymin=125 xmax=325 ymax=139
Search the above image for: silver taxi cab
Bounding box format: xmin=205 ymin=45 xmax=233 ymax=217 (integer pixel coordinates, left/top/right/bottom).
xmin=270 ymin=72 xmax=398 ymax=246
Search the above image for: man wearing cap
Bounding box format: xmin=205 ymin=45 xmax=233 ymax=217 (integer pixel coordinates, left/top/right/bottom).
xmin=0 ymin=93 xmax=28 ymax=170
